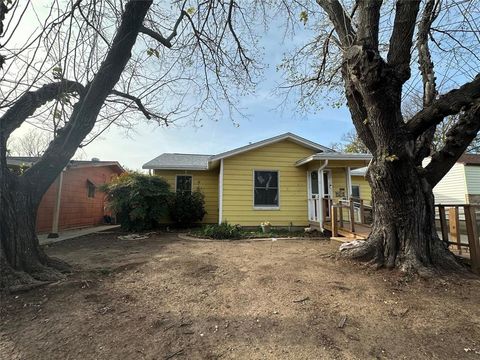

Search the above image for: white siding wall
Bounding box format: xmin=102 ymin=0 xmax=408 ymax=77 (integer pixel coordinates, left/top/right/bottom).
xmin=423 ymin=159 xmax=467 ymax=204
xmin=464 ymin=165 xmax=480 ymax=196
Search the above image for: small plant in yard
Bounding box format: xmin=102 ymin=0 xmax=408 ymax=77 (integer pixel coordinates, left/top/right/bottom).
xmin=196 ymin=222 xmax=244 ymax=239
xmin=168 ymin=189 xmax=207 ymax=227
xmin=101 ymin=172 xmax=172 ymax=231
xmin=260 ymin=221 xmax=271 ymax=233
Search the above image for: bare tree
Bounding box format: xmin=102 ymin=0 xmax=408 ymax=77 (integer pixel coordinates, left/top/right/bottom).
xmin=8 ymin=129 xmax=52 ymax=157
xmin=0 ymin=0 xmax=259 ymax=290
xmin=278 ymin=0 xmax=480 ymax=274
xmin=331 ymin=129 xmax=369 ymax=154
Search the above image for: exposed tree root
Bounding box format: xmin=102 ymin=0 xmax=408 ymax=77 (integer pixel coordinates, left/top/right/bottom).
xmin=42 ymin=255 xmax=72 ymax=273
xmin=0 ymin=253 xmax=70 ymax=293
xmin=339 ymin=232 xmax=468 ymax=277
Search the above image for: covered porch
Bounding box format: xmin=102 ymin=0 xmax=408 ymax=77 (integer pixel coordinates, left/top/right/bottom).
xmin=296 ymin=153 xmax=372 ymax=237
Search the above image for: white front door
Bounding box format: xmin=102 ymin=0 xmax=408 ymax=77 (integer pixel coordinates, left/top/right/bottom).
xmin=322 ymin=170 xmax=332 ymax=219
xmin=308 ymin=171 xmax=320 ymax=221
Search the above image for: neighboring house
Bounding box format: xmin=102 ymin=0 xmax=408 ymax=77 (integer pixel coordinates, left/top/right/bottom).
xmin=143 ymin=133 xmax=371 ymax=229
xmin=7 ymin=157 xmax=124 ymax=235
xmin=350 ymin=153 xmax=480 ymax=205
xmin=424 ymin=154 xmax=480 ymax=205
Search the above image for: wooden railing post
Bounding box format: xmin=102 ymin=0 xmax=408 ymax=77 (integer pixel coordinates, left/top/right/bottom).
xmin=359 ymin=199 xmax=365 ymax=224
xmin=331 ymin=205 xmax=338 ymax=237
xmin=448 ymin=207 xmax=461 ymax=254
xmin=349 ymin=199 xmax=355 ymax=232
xmin=339 ymin=203 xmax=344 ymax=228
xmin=438 ymin=205 xmax=449 ymax=244
xmin=464 ymin=205 xmax=480 ymax=274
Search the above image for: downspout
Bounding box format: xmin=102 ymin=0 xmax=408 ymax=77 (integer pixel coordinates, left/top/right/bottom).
xmin=218 ymin=159 xmax=224 ymax=224
xmin=48 ymin=168 xmax=65 ymax=238
xmin=318 ymin=159 xmax=328 ymax=230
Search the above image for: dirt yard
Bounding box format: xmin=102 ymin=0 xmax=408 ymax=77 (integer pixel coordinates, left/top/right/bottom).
xmin=1 ymin=231 xmax=480 ymax=360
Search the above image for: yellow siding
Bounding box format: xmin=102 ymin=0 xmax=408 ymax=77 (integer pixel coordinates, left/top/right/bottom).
xmin=154 ymin=169 xmax=219 ymax=224
xmin=222 ymin=140 xmax=315 ymax=226
xmin=351 ymin=176 xmax=372 ymax=202
xmin=331 ymin=168 xmax=347 ymax=202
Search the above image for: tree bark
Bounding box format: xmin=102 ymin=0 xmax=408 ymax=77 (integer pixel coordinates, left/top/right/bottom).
xmin=339 ymin=41 xmax=463 ymax=274
xmin=343 ymin=158 xmax=461 ymax=274
xmin=0 ymin=169 xmax=71 ymax=289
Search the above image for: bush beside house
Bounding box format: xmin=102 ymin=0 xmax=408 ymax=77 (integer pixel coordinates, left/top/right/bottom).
xmin=168 ymin=190 xmax=207 ymax=228
xmin=102 ymin=173 xmax=206 ymax=231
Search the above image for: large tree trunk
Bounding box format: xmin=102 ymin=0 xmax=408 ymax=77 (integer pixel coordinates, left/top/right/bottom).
xmin=0 ymin=171 xmax=70 ymax=290
xmin=0 ymin=0 xmax=153 ymax=291
xmin=343 ymin=157 xmax=461 ymax=274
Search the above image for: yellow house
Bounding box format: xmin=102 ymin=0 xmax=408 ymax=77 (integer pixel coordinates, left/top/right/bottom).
xmin=143 ymin=133 xmax=371 ymax=229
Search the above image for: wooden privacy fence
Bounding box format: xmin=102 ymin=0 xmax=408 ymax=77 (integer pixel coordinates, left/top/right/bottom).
xmin=436 ymin=204 xmax=480 ymax=274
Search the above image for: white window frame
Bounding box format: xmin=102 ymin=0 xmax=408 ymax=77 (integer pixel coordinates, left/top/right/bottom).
xmin=252 ymin=169 xmax=280 ymax=210
xmin=175 ymin=174 xmax=193 ymax=194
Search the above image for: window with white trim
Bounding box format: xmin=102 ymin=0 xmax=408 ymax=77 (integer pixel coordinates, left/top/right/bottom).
xmin=254 ymin=171 xmax=279 ymax=207
xmin=176 ymin=175 xmax=192 ymax=194
xmin=351 ymin=184 xmax=360 ymax=198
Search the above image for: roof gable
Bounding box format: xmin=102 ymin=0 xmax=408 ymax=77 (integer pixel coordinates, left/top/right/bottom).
xmin=209 ymin=132 xmax=333 ymax=161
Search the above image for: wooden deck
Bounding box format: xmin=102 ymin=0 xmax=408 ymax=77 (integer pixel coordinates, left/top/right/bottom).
xmin=323 ymin=220 xmax=371 ymax=239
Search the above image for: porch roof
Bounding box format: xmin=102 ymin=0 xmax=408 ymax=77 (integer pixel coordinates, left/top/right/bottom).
xmin=295 ymin=152 xmax=372 ymax=167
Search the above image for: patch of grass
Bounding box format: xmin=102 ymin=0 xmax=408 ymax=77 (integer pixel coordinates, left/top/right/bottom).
xmin=97 ymin=267 xmax=113 ymax=276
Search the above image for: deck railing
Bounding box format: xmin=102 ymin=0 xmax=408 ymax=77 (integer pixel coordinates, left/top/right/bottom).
xmin=435 ymin=204 xmax=480 ymax=274
xmin=327 ymin=197 xmax=373 ymax=236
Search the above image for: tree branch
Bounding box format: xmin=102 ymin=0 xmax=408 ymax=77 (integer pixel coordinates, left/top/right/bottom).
xmin=316 ymin=0 xmax=356 ymax=48
xmin=387 ymin=0 xmax=421 ymax=83
xmin=24 ymin=0 xmax=153 ymax=199
xmin=110 ymin=90 xmax=167 ymax=123
xmin=424 ymin=103 xmax=480 ymax=186
xmin=407 ymin=74 xmax=480 ymax=138
xmin=413 ymin=0 xmax=440 ymax=163
xmin=0 ymin=80 xmax=85 ymax=136
xmin=139 ymin=9 xmax=187 ymax=49
xmin=356 ymin=0 xmax=382 ymax=50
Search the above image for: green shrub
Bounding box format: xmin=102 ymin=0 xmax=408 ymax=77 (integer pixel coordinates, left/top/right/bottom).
xmin=198 ymin=222 xmax=243 ymax=239
xmin=101 ymin=172 xmax=172 ymax=231
xmin=168 ymin=190 xmax=206 ymax=227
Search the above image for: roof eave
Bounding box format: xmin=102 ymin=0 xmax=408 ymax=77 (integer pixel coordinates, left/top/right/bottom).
xmin=142 ymin=165 xmax=209 ymax=171
xmin=296 ymin=153 xmax=372 ymax=166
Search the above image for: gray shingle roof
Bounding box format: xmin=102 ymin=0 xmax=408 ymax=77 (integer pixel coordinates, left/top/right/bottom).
xmin=142 ymin=153 xmax=212 ymax=170
xmin=143 ymin=133 xmax=336 ymax=170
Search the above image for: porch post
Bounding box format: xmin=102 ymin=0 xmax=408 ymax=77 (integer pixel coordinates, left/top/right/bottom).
xmin=218 ymin=159 xmax=224 ymax=224
xmin=346 ymin=167 xmax=352 ymax=198
xmin=306 ymin=170 xmax=311 ymax=221
xmin=318 ymin=169 xmax=324 ymax=229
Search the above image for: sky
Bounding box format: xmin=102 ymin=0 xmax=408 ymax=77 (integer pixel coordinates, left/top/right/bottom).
xmin=5 ymin=2 xmax=355 ymax=171
xmin=78 ymin=23 xmax=354 ymax=171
